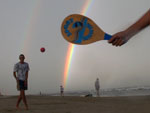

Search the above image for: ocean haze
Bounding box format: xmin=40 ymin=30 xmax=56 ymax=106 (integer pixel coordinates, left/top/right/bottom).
xmin=0 ymin=0 xmax=150 ymax=95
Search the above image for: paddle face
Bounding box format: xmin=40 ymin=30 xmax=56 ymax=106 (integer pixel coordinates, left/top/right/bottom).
xmin=61 ymin=14 xmax=112 ymax=45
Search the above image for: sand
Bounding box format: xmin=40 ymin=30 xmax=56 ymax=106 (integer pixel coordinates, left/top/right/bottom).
xmin=0 ymin=95 xmax=150 ymax=113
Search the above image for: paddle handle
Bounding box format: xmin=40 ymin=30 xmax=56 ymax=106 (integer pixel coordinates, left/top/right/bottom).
xmin=104 ymin=33 xmax=112 ymax=40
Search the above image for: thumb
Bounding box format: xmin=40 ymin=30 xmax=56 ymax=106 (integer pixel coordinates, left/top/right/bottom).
xmin=108 ymin=34 xmax=118 ymax=43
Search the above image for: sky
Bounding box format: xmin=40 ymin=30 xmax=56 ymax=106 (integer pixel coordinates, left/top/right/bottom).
xmin=0 ymin=0 xmax=150 ymax=95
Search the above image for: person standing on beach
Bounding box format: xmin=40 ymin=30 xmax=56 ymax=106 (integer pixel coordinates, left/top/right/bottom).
xmin=109 ymin=9 xmax=150 ymax=46
xmin=13 ymin=54 xmax=30 ymax=110
xmin=95 ymin=78 xmax=100 ymax=97
xmin=60 ymin=85 xmax=64 ymax=96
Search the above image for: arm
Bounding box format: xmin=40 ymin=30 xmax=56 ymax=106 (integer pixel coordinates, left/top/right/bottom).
xmin=25 ymin=63 xmax=30 ymax=84
xmin=13 ymin=72 xmax=18 ymax=81
xmin=109 ymin=9 xmax=150 ymax=46
xmin=13 ymin=64 xmax=18 ymax=81
xmin=24 ymin=71 xmax=29 ymax=86
xmin=25 ymin=71 xmax=29 ymax=81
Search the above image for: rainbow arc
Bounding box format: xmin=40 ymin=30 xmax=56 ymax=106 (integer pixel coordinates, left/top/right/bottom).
xmin=63 ymin=0 xmax=94 ymax=88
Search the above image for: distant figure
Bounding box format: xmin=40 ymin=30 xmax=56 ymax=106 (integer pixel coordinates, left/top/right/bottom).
xmin=95 ymin=78 xmax=100 ymax=97
xmin=13 ymin=54 xmax=30 ymax=110
xmin=60 ymin=85 xmax=64 ymax=96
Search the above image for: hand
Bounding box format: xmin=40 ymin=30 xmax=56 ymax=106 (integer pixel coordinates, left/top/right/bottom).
xmin=108 ymin=31 xmax=130 ymax=46
xmin=16 ymin=78 xmax=19 ymax=90
xmin=24 ymin=80 xmax=28 ymax=86
xmin=16 ymin=77 xmax=19 ymax=82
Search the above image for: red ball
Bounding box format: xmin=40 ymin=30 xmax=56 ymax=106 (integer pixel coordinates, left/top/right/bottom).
xmin=40 ymin=47 xmax=45 ymax=52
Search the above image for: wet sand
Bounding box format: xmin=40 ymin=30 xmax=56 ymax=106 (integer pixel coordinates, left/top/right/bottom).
xmin=0 ymin=95 xmax=150 ymax=113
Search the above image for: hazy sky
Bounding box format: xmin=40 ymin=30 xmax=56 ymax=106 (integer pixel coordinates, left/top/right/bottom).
xmin=0 ymin=0 xmax=150 ymax=95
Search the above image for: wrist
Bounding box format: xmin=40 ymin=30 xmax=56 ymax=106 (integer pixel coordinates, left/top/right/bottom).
xmin=123 ymin=29 xmax=133 ymax=39
xmin=16 ymin=77 xmax=18 ymax=80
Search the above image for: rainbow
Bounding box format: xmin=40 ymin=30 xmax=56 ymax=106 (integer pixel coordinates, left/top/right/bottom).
xmin=63 ymin=0 xmax=94 ymax=88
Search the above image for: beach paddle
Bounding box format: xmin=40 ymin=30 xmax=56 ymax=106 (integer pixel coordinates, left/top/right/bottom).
xmin=61 ymin=14 xmax=112 ymax=45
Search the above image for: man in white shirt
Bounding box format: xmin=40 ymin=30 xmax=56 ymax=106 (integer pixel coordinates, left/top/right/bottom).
xmin=95 ymin=78 xmax=100 ymax=97
xmin=13 ymin=54 xmax=30 ymax=110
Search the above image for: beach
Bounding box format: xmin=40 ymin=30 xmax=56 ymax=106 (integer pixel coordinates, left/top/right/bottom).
xmin=0 ymin=95 xmax=150 ymax=113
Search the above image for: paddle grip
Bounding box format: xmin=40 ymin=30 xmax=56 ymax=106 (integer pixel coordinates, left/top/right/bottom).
xmin=104 ymin=33 xmax=112 ymax=40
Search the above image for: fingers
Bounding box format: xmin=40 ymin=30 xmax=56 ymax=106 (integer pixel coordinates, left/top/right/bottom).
xmin=108 ymin=35 xmax=120 ymax=46
xmin=112 ymin=38 xmax=119 ymax=46
xmin=108 ymin=34 xmax=117 ymax=43
xmin=108 ymin=34 xmax=126 ymax=46
xmin=24 ymin=81 xmax=27 ymax=86
xmin=118 ymin=40 xmax=125 ymax=46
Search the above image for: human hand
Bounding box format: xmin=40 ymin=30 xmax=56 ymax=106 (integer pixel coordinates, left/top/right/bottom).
xmin=108 ymin=31 xmax=130 ymax=46
xmin=24 ymin=80 xmax=28 ymax=86
xmin=16 ymin=77 xmax=19 ymax=82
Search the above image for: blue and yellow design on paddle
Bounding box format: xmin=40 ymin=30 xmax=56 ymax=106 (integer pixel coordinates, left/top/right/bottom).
xmin=61 ymin=14 xmax=112 ymax=45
